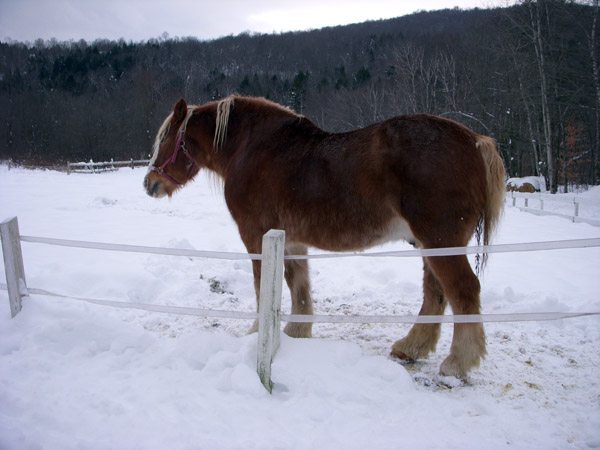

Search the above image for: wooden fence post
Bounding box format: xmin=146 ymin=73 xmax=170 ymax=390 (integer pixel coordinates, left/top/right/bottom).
xmin=1 ymin=217 xmax=28 ymax=317
xmin=256 ymin=229 xmax=285 ymax=393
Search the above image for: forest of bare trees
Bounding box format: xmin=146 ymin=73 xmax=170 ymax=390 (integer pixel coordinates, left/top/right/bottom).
xmin=1 ymin=1 xmax=598 ymax=190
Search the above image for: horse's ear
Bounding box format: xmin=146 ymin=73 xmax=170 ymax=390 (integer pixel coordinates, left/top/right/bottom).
xmin=173 ymin=98 xmax=187 ymax=123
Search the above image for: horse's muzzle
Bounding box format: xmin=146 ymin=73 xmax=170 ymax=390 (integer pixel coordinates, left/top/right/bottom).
xmin=144 ymin=174 xmax=165 ymax=198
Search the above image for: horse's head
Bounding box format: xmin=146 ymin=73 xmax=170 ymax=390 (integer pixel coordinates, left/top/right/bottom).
xmin=144 ymin=99 xmax=200 ymax=198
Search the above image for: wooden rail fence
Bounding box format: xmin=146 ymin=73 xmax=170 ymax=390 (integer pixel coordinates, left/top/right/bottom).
xmin=505 ymin=191 xmax=600 ymax=227
xmin=67 ymin=159 xmax=150 ymax=174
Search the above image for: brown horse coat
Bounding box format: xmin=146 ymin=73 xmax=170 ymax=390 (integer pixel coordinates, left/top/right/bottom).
xmin=144 ymin=95 xmax=505 ymax=379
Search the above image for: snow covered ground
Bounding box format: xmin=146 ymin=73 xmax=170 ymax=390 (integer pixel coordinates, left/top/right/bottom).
xmin=1 ymin=165 xmax=599 ymax=450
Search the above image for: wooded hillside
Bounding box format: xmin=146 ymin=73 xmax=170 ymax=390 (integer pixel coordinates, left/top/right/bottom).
xmin=1 ymin=1 xmax=598 ymax=190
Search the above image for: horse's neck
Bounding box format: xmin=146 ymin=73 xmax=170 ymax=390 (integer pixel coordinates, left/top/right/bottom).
xmin=224 ymin=103 xmax=302 ymax=145
xmin=205 ymin=100 xmax=323 ymax=175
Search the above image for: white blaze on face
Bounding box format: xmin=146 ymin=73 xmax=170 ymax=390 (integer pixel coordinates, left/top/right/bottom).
xmin=148 ymin=113 xmax=174 ymax=169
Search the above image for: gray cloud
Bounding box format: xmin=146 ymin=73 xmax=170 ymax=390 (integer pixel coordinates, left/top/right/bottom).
xmin=0 ymin=0 xmax=505 ymax=43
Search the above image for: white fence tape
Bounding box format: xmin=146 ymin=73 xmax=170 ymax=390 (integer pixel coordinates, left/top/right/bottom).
xmin=20 ymin=235 xmax=259 ymax=260
xmin=286 ymin=238 xmax=600 ymax=259
xmin=5 ymin=231 xmax=600 ymax=325
xmin=19 ymin=235 xmax=600 ymax=260
xmin=1 ymin=283 xmax=598 ymax=324
xmin=0 ymin=283 xmax=258 ymax=320
xmin=281 ymin=311 xmax=600 ymax=324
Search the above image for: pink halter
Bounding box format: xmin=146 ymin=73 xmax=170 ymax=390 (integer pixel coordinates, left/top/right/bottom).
xmin=149 ymin=128 xmax=198 ymax=186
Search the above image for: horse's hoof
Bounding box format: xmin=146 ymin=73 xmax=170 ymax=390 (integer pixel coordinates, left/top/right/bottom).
xmin=246 ymin=319 xmax=258 ymax=335
xmin=390 ymin=337 xmax=433 ymax=361
xmin=389 ymin=349 xmax=413 ymax=362
xmin=439 ymin=354 xmax=475 ymax=380
xmin=284 ymin=322 xmax=312 ymax=338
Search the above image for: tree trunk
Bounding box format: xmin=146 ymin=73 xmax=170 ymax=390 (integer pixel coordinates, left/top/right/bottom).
xmin=590 ymin=0 xmax=600 ymax=184
xmin=529 ymin=0 xmax=555 ymax=192
xmin=514 ymin=53 xmax=541 ymax=177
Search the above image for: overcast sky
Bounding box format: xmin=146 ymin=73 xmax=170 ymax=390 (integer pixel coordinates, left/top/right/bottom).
xmin=0 ymin=0 xmax=511 ymax=44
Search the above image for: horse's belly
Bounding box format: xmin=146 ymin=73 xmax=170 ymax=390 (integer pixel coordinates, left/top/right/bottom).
xmin=369 ymin=216 xmax=417 ymax=248
xmin=297 ymin=214 xmax=417 ymax=252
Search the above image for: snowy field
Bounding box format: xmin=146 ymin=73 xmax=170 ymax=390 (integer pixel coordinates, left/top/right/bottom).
xmin=1 ymin=165 xmax=599 ymax=450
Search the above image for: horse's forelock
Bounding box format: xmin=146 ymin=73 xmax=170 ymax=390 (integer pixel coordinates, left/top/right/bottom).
xmin=150 ymin=113 xmax=173 ymax=166
xmin=150 ymin=107 xmax=197 ymax=166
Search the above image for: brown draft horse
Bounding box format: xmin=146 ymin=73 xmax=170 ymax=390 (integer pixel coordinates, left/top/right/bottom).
xmin=144 ymin=94 xmax=505 ymax=379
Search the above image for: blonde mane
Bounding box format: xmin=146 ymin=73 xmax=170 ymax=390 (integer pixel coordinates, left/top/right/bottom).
xmin=213 ymin=96 xmax=235 ymax=150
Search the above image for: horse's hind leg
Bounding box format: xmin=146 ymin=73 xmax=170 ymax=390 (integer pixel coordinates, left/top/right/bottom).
xmin=425 ymin=254 xmax=486 ymax=379
xmin=283 ymin=243 xmax=313 ymax=338
xmin=391 ymin=260 xmax=447 ymax=361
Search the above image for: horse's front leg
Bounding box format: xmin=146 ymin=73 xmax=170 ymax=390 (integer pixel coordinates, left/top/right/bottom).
xmin=238 ymin=228 xmax=264 ymax=335
xmin=283 ymin=243 xmax=313 ymax=338
xmin=246 ymin=258 xmax=261 ymax=335
xmin=244 ymin=240 xmax=313 ymax=338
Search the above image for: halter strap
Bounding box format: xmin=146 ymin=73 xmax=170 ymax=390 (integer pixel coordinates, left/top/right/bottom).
xmin=149 ymin=113 xmax=198 ymax=186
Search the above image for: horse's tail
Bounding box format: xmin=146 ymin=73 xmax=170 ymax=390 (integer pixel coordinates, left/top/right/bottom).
xmin=476 ymin=135 xmax=506 ymax=267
